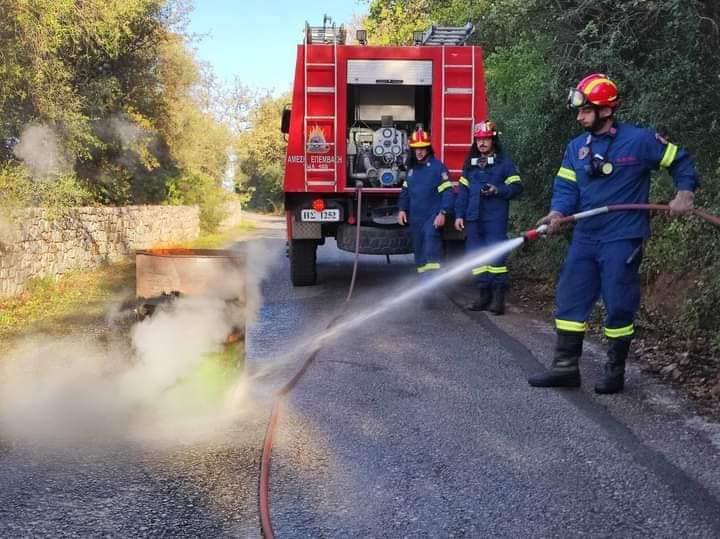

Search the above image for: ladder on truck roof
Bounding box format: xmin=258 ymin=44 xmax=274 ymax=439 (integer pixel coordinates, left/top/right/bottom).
xmin=305 ymin=16 xmax=347 ymax=45
xmin=303 ymin=17 xmax=343 ymax=191
xmin=421 ymin=23 xmax=475 ymax=46
xmin=434 ymin=26 xmax=477 ymax=180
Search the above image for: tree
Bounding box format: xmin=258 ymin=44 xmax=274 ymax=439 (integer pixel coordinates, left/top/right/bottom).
xmin=0 ymin=0 xmax=239 ymax=231
xmin=235 ymin=94 xmax=289 ymax=212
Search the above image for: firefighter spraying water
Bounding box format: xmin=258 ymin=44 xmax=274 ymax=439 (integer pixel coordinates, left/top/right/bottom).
xmin=525 ymin=73 xmax=700 ymax=394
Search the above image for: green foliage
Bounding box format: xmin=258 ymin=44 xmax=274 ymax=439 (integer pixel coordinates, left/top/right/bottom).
xmin=365 ymin=0 xmax=434 ymax=45
xmin=366 ymin=0 xmax=720 ymax=337
xmin=235 ymin=94 xmax=289 ymax=212
xmin=0 ymin=0 xmax=236 ymax=212
xmin=0 ymin=163 xmax=93 ymax=219
xmin=166 ymin=171 xmax=228 ymax=233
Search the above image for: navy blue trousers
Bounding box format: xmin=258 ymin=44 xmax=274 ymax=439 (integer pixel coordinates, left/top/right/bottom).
xmin=465 ymin=220 xmax=509 ymax=289
xmin=555 ymin=237 xmax=642 ymax=339
xmin=411 ymin=217 xmax=443 ymax=277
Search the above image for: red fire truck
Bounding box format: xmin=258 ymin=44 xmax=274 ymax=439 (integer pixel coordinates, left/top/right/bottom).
xmin=281 ymin=18 xmax=488 ymax=285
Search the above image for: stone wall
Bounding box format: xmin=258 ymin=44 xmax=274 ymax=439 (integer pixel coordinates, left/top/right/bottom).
xmin=0 ymin=205 xmax=200 ymax=297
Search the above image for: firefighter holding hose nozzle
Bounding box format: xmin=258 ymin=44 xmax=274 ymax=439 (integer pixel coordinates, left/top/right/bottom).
xmin=528 ymin=73 xmax=699 ymax=394
xmin=398 ymin=127 xmax=454 ymax=307
xmin=454 ymin=120 xmax=523 ymax=315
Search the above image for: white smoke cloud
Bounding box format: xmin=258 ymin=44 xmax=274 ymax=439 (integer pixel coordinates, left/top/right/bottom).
xmin=107 ymin=115 xmax=146 ymax=149
xmin=0 ymin=284 xmax=254 ymax=447
xmin=241 ymin=240 xmax=277 ymax=327
xmin=121 ymin=296 xmax=236 ymax=403
xmin=94 ymin=114 xmax=159 ymax=174
xmin=13 ymin=124 xmax=70 ymax=179
xmin=0 ymin=238 xmax=280 ymax=448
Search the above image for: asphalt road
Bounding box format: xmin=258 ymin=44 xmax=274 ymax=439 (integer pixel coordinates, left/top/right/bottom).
xmin=2 ymin=214 xmax=720 ymax=537
xmin=247 ymin=218 xmax=720 ymax=537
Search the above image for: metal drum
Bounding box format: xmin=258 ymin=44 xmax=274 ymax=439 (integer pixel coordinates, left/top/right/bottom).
xmin=135 ymin=248 xmax=245 ymax=300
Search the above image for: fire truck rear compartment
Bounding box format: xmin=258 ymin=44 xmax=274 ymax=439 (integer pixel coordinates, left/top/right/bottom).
xmin=345 ymin=83 xmax=431 ymax=190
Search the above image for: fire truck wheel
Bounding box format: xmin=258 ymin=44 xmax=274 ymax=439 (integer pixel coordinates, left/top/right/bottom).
xmin=289 ymin=240 xmax=317 ymax=286
xmin=336 ymin=224 xmax=414 ymax=255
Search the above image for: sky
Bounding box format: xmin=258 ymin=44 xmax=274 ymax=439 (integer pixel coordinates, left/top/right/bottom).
xmin=187 ymin=0 xmax=367 ymax=94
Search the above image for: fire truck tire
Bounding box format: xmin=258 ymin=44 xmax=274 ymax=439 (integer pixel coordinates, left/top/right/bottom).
xmin=336 ymin=224 xmax=414 ymax=255
xmin=289 ymin=240 xmax=317 ymax=286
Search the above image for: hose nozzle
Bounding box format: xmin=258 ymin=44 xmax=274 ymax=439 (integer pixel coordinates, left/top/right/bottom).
xmin=523 ymin=224 xmax=549 ymax=242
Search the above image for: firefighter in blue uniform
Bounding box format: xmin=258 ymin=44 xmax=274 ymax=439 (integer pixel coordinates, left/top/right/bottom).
xmin=398 ymin=127 xmax=454 ymax=295
xmin=454 ymin=120 xmax=522 ymax=315
xmin=528 ymin=73 xmax=698 ymax=394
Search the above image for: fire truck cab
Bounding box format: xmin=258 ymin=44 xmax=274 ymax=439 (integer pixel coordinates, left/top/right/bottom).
xmin=282 ymin=18 xmax=488 ymax=286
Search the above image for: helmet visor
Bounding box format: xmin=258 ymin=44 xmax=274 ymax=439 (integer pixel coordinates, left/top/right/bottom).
xmin=567 ymin=88 xmax=588 ymax=109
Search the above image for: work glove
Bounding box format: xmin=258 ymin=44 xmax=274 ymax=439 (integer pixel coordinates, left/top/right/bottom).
xmin=536 ymin=210 xmax=565 ymax=234
xmin=669 ymin=190 xmax=694 ymax=216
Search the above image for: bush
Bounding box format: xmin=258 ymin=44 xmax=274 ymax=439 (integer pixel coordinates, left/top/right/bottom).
xmin=166 ymin=171 xmax=229 ymax=233
xmin=0 ymin=163 xmax=93 ymax=218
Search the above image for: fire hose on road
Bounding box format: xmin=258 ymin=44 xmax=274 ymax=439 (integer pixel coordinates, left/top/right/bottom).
xmin=259 ymin=201 xmax=720 ymax=537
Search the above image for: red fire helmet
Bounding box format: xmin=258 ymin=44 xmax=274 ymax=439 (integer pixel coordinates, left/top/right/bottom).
xmin=567 ymin=73 xmax=619 ymax=109
xmin=473 ymin=120 xmax=498 ymax=139
xmin=409 ymin=128 xmax=431 ymax=148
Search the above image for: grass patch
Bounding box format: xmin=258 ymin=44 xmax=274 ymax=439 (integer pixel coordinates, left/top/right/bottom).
xmin=0 ymin=261 xmax=135 ymax=347
xmin=188 ymin=221 xmax=256 ymax=249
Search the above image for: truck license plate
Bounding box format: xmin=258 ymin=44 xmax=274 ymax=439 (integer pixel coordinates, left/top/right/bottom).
xmin=301 ymin=209 xmax=340 ymax=222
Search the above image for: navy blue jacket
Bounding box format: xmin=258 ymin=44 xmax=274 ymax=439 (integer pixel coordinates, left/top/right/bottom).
xmin=398 ymin=156 xmax=454 ymax=222
xmin=551 ymin=122 xmax=699 ymax=241
xmin=455 ymin=153 xmax=522 ymax=221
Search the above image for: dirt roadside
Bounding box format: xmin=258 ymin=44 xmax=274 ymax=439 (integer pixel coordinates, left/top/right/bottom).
xmin=503 ymin=275 xmax=720 ymax=420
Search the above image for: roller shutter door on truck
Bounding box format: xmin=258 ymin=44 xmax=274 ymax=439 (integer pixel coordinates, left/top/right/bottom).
xmin=347 ymin=60 xmax=433 ymax=85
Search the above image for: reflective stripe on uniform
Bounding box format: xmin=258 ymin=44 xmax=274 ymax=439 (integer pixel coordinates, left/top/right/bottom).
xmin=505 ymin=175 xmax=521 ymax=185
xmin=417 ymin=262 xmax=441 ymax=273
xmin=557 ymin=167 xmax=576 ymax=182
xmin=659 ymin=143 xmax=678 ymax=168
xmin=471 ymin=265 xmax=507 ymax=275
xmin=555 ymin=319 xmax=587 ymax=332
xmin=459 ymin=176 xmax=470 ymax=187
xmin=437 ymin=181 xmax=453 ymax=192
xmin=604 ymin=324 xmax=634 ymax=338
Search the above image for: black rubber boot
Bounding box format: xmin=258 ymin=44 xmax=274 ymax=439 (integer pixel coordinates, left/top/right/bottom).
xmin=528 ymin=331 xmax=584 ymax=388
xmin=488 ymin=286 xmax=506 ymax=315
xmin=467 ymin=288 xmax=491 ymax=311
xmin=594 ymin=338 xmax=631 ymax=394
